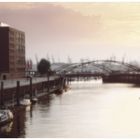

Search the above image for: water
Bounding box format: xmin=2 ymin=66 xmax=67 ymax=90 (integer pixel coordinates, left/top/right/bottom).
xmin=1 ymin=80 xmax=140 ymax=138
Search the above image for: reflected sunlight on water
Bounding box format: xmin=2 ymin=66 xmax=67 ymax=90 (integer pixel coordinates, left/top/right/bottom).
xmin=1 ymin=80 xmax=140 ymax=138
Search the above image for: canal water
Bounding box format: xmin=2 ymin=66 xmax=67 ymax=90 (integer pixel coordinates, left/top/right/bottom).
xmin=1 ymin=79 xmax=140 ymax=138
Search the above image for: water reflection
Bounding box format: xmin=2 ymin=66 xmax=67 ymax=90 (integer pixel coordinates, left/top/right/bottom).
xmin=38 ymin=94 xmax=54 ymax=106
xmin=0 ymin=122 xmax=13 ymax=137
xmin=1 ymin=80 xmax=140 ymax=137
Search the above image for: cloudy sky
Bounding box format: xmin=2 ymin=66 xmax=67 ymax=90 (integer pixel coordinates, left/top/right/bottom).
xmin=0 ymin=3 xmax=140 ymax=63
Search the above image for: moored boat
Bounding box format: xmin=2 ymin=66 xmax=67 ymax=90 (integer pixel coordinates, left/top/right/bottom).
xmin=31 ymin=97 xmax=38 ymax=104
xmin=20 ymin=99 xmax=31 ymax=106
xmin=0 ymin=109 xmax=13 ymax=126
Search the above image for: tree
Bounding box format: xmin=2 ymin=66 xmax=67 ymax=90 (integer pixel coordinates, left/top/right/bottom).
xmin=37 ymin=58 xmax=51 ymax=92
xmin=37 ymin=59 xmax=51 ymax=75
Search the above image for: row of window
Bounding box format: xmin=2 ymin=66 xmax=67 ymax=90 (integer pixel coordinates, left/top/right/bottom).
xmin=9 ymin=30 xmax=25 ymax=38
xmin=9 ymin=44 xmax=25 ymax=52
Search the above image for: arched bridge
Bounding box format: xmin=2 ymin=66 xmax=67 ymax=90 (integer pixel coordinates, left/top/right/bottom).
xmin=52 ymin=60 xmax=140 ymax=83
xmin=54 ymin=60 xmax=140 ymax=75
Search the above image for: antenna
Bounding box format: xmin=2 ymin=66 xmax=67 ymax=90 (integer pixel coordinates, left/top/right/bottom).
xmin=35 ymin=54 xmax=39 ymax=65
xmin=51 ymin=55 xmax=55 ymax=64
xmin=67 ymin=55 xmax=72 ymax=64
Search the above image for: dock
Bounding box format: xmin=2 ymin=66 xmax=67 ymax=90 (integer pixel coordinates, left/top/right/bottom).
xmin=0 ymin=75 xmax=68 ymax=107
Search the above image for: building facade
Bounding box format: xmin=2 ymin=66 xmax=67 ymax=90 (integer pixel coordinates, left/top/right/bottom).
xmin=0 ymin=23 xmax=25 ymax=79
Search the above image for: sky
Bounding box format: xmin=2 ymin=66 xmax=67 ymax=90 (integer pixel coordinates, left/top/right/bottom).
xmin=0 ymin=3 xmax=140 ymax=63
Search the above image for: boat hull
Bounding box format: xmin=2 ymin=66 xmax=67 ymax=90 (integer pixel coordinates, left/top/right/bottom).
xmin=0 ymin=110 xmax=13 ymax=126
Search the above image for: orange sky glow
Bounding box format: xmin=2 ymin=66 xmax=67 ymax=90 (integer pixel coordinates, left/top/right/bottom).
xmin=0 ymin=3 xmax=140 ymax=63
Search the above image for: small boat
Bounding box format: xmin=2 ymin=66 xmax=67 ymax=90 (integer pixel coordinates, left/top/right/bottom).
xmin=31 ymin=90 xmax=38 ymax=104
xmin=31 ymin=97 xmax=38 ymax=104
xmin=0 ymin=109 xmax=13 ymax=126
xmin=20 ymin=99 xmax=31 ymax=106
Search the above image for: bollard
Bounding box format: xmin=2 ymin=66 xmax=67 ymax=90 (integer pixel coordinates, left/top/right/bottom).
xmin=16 ymin=81 xmax=20 ymax=106
xmin=0 ymin=81 xmax=4 ymax=107
xmin=29 ymin=78 xmax=32 ymax=100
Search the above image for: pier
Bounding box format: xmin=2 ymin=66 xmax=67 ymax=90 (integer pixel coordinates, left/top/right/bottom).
xmin=0 ymin=76 xmax=68 ymax=107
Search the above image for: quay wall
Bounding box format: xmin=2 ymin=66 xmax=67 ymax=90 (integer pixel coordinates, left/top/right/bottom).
xmin=0 ymin=76 xmax=66 ymax=105
xmin=102 ymin=74 xmax=140 ymax=84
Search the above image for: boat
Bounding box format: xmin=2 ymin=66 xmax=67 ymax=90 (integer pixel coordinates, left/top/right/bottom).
xmin=31 ymin=97 xmax=38 ymax=104
xmin=20 ymin=98 xmax=31 ymax=106
xmin=20 ymin=94 xmax=31 ymax=106
xmin=0 ymin=109 xmax=13 ymax=126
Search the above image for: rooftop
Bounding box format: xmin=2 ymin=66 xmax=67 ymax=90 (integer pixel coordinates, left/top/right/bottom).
xmin=0 ymin=22 xmax=10 ymax=27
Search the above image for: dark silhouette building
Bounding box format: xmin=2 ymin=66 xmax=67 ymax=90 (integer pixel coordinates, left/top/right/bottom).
xmin=0 ymin=23 xmax=25 ymax=79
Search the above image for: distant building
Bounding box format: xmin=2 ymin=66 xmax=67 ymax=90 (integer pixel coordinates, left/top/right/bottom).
xmin=0 ymin=22 xmax=25 ymax=79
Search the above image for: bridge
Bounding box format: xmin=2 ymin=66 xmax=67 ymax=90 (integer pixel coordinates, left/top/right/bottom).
xmin=52 ymin=60 xmax=140 ymax=84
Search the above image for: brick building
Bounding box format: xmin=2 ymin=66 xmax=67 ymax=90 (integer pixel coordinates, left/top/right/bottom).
xmin=0 ymin=23 xmax=25 ymax=79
